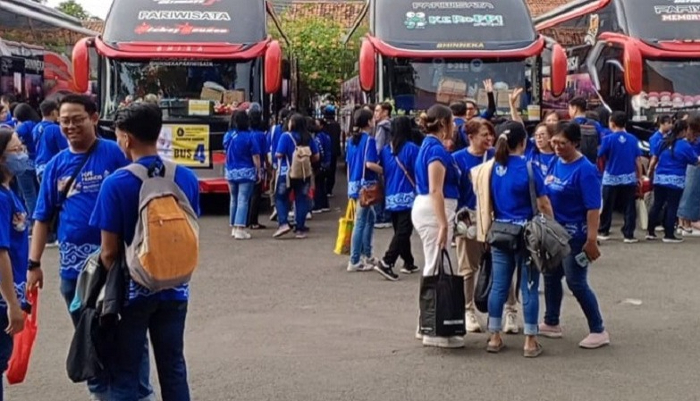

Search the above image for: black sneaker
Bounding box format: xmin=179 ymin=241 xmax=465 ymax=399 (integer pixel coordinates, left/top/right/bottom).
xmin=400 ymin=264 xmax=420 ymax=274
xmin=373 ymin=260 xmax=399 ymax=281
xmin=663 ymin=237 xmax=684 ymax=244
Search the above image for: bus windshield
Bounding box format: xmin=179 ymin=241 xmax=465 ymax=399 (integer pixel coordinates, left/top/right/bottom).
xmin=632 ymin=60 xmax=700 ymax=121
xmin=102 ymin=59 xmax=259 ymax=119
xmin=383 ymin=58 xmax=536 ymax=115
xmin=621 ymin=0 xmax=700 ymax=41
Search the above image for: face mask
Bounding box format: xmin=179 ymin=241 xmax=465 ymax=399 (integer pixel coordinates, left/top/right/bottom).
xmin=5 ymin=152 xmax=31 ymax=176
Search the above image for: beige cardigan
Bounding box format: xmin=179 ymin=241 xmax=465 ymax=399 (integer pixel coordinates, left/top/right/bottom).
xmin=471 ymin=159 xmax=495 ymax=243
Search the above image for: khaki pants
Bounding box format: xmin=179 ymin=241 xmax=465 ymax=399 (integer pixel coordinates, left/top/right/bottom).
xmin=456 ymin=236 xmax=518 ymax=313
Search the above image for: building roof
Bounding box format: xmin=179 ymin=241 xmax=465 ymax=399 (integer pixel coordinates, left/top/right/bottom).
xmin=527 ymin=0 xmax=571 ymax=17
xmin=82 ymin=19 xmax=105 ymax=34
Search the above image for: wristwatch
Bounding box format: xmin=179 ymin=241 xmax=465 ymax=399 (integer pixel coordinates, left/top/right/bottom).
xmin=28 ymin=260 xmax=41 ymax=271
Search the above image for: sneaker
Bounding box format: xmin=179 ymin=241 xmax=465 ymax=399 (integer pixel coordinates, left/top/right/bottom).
xmin=538 ymin=323 xmax=563 ymax=339
xmin=597 ymin=233 xmax=610 ymax=241
xmin=294 ymin=232 xmax=307 ymax=239
xmin=677 ymin=227 xmax=692 ymax=235
xmin=504 ymin=312 xmax=520 ymax=334
xmin=306 ymin=212 xmax=313 ymax=220
xmin=374 ymin=222 xmax=391 ymax=229
xmin=269 ymin=209 xmax=278 ymax=221
xmin=645 ymin=234 xmax=657 ymax=241
xmin=311 ymin=209 xmax=323 ymax=214
xmin=347 ymin=261 xmax=364 ymax=272
xmin=400 ymin=264 xmax=420 ymax=274
xmin=273 ymin=225 xmax=292 ymax=238
xmin=465 ymin=311 xmax=483 ymax=333
xmin=422 ymin=335 xmax=464 ymax=349
xmin=578 ymin=331 xmax=610 ymax=349
xmin=623 ymin=238 xmax=639 ymax=244
xmin=655 ymin=226 xmax=664 ymax=232
xmin=682 ymin=229 xmax=700 ymax=237
xmin=663 ymin=237 xmax=684 ymax=244
xmin=321 ymin=208 xmax=331 ymax=212
xmin=373 ymin=260 xmax=399 ymax=281
xmin=362 ymin=256 xmax=380 ymax=268
xmin=415 ymin=326 xmax=423 ymax=340
xmin=350 ymin=259 xmax=374 ymax=272
xmin=234 ymin=230 xmax=252 ymax=240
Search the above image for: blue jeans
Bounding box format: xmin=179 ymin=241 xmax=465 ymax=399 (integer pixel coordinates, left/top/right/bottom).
xmin=59 ymin=278 xmax=153 ymax=399
xmin=543 ymin=239 xmax=605 ymax=333
xmin=275 ymin=176 xmax=311 ymax=231
xmin=229 ymin=181 xmax=254 ymax=227
xmin=350 ymin=201 xmax=376 ymax=265
xmin=0 ymin=313 xmax=13 ymax=401
xmin=110 ymin=300 xmax=190 ymax=401
xmin=488 ymin=249 xmax=539 ymax=335
xmin=15 ymin=169 xmax=38 ymax=223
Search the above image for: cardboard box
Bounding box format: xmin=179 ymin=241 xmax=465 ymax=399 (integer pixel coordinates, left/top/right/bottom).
xmin=436 ymin=78 xmax=467 ymax=104
xmin=496 ymin=89 xmax=512 ymax=109
xmin=223 ymin=89 xmax=246 ymax=105
xmin=201 ymin=87 xmax=222 ymax=102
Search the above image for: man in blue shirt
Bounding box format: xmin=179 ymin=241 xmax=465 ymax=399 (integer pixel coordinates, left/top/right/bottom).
xmin=91 ymin=103 xmax=199 ymax=400
xmin=568 ymin=97 xmax=605 ymax=165
xmin=598 ymin=111 xmax=643 ymax=242
xmin=27 ymin=95 xmax=153 ymax=401
xmin=33 ymin=100 xmax=68 ymax=182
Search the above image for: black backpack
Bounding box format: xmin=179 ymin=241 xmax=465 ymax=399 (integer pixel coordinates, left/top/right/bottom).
xmin=579 ymin=120 xmax=600 ymax=164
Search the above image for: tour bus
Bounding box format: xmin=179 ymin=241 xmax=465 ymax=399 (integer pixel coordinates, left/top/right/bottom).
xmin=71 ymin=0 xmax=290 ymax=194
xmin=534 ymin=0 xmax=700 ymax=138
xmin=344 ymin=0 xmax=568 ymax=124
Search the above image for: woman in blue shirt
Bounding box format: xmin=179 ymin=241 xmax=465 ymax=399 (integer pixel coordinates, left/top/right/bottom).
xmin=412 ymin=105 xmax=463 ymax=349
xmin=649 ymin=115 xmax=673 ymax=154
xmin=480 ymin=121 xmax=552 ymax=357
xmin=312 ymin=118 xmax=332 ymax=213
xmin=526 ymin=123 xmax=557 ymax=177
xmin=274 ymin=113 xmax=320 ymax=239
xmin=0 ymin=128 xmax=31 ymax=399
xmin=541 ymin=122 xmax=609 ymax=349
xmin=224 ymin=110 xmax=261 ymax=240
xmin=12 ymin=104 xmax=41 ymax=224
xmin=346 ymin=109 xmax=382 ymax=271
xmin=247 ymin=105 xmax=268 ymax=230
xmin=647 ymin=119 xmax=700 ymax=243
xmin=373 ymin=116 xmax=419 ymax=281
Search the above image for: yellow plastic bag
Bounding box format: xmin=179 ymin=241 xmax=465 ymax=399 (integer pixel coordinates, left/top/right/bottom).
xmin=334 ymin=200 xmax=356 ymax=255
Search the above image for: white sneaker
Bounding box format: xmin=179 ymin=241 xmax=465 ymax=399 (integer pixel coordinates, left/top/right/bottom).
xmin=306 ymin=212 xmax=313 ymax=219
xmin=465 ymin=311 xmax=483 ymax=333
xmin=347 ymin=261 xmax=364 ymax=272
xmin=597 ymin=234 xmax=610 ymax=241
xmin=422 ymin=335 xmax=464 ymax=349
xmin=361 ymin=256 xmax=380 ymax=270
xmin=234 ymin=230 xmax=251 ymax=240
xmin=623 ymin=238 xmax=639 ymax=244
xmin=415 ymin=326 xmax=423 ymax=340
xmin=682 ymin=229 xmax=700 ymax=237
xmin=504 ymin=312 xmax=520 ymax=334
xmin=655 ymin=226 xmax=664 ymax=232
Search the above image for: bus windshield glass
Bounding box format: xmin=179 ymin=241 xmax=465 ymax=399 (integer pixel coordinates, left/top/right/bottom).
xmin=383 ymin=58 xmax=536 ymax=114
xmin=622 ymin=0 xmax=700 ymax=41
xmin=102 ymin=59 xmax=257 ymax=118
xmin=632 ymin=60 xmax=700 ymax=121
xmin=374 ymin=1 xmax=536 ymax=47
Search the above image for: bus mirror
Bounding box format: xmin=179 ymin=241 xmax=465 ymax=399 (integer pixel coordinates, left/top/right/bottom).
xmin=72 ymin=37 xmax=91 ymax=94
xmin=550 ymin=43 xmax=567 ymax=97
xmin=623 ymin=45 xmax=642 ymax=96
xmin=264 ymin=40 xmax=283 ymax=94
xmin=359 ymin=39 xmax=376 ymax=92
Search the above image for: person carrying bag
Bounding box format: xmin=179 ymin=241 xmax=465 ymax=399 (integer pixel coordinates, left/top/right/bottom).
xmin=419 ymin=250 xmax=465 ymax=338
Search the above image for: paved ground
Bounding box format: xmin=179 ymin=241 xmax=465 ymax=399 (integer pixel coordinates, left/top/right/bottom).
xmin=8 ymin=177 xmax=700 ymax=401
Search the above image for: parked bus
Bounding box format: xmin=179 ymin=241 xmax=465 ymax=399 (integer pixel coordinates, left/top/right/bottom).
xmin=344 ymin=0 xmax=568 ymax=124
xmin=535 ymin=0 xmax=700 ymax=138
xmin=71 ymin=0 xmax=291 ymax=193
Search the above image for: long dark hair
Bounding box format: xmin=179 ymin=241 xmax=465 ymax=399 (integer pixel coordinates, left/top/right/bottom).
xmin=0 ymin=127 xmax=14 ymax=184
xmin=288 ymin=113 xmax=311 ymax=146
xmin=13 ymin=103 xmax=40 ymax=123
xmin=663 ymin=119 xmax=688 ymax=158
xmin=494 ymin=122 xmax=527 ymax=165
xmin=424 ymin=104 xmax=452 ymax=137
xmin=352 ymin=108 xmax=373 ymax=145
xmin=390 ymin=116 xmax=411 ymax=155
xmin=230 ymin=110 xmax=250 ymax=131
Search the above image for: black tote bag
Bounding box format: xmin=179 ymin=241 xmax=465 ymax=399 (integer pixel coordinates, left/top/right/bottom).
xmin=474 ymin=250 xmax=493 ymax=314
xmin=419 ymin=250 xmax=466 ymax=337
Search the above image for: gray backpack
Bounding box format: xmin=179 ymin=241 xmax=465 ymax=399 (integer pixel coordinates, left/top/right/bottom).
xmin=124 ymin=160 xmax=199 ymax=292
xmin=524 ymin=162 xmax=572 ymax=274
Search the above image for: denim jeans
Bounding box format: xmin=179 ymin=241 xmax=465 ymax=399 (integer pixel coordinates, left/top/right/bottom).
xmin=59 ymin=278 xmax=153 ymax=400
xmin=275 ymin=176 xmax=311 ymax=231
xmin=350 ymin=201 xmax=376 ymax=265
xmin=600 ymin=185 xmax=637 ymax=238
xmin=0 ymin=313 xmax=13 ymax=401
xmin=229 ymin=181 xmax=254 ymax=227
xmin=15 ymin=169 xmax=38 ymax=223
xmin=488 ymin=248 xmax=539 ymax=335
xmin=648 ymin=185 xmax=684 ymax=239
xmin=110 ymin=300 xmax=190 ymax=401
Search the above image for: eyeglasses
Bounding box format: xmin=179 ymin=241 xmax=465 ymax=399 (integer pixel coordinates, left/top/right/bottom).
xmin=551 ymin=139 xmax=571 ymax=147
xmin=59 ymin=115 xmax=89 ymax=126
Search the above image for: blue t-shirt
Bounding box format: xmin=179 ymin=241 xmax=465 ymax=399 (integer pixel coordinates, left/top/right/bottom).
xmin=545 ymin=156 xmax=602 ymax=240
xmin=526 ymin=144 xmax=556 ymax=178
xmin=649 ymin=131 xmax=665 ymax=152
xmin=223 ymin=130 xmax=260 ymax=183
xmin=453 ymin=148 xmax=494 ymax=210
xmin=16 ymin=121 xmax=38 ymax=163
xmin=415 ymin=135 xmax=461 ymax=200
xmin=252 ymin=130 xmax=267 ymax=166
xmin=0 ymin=187 xmax=29 ymax=310
xmin=345 ymin=133 xmax=379 ymax=199
xmin=269 ymin=124 xmax=284 ymax=156
xmin=315 ymin=131 xmax=332 ymax=169
xmin=380 ymin=142 xmax=419 ymax=211
xmin=33 ymin=121 xmax=68 ymax=175
xmin=90 ymin=156 xmax=200 ymax=303
xmin=491 ymin=156 xmax=545 ymax=224
xmin=34 ymin=140 xmax=129 ymax=280
xmin=598 ymin=131 xmax=641 ymax=186
xmin=276 ymin=132 xmax=320 ymax=177
xmin=652 ymin=139 xmax=699 ymax=189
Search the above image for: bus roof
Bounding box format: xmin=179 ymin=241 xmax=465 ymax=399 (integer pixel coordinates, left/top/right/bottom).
xmin=103 ymin=0 xmax=267 ymax=45
xmin=372 ymin=0 xmax=537 ymax=51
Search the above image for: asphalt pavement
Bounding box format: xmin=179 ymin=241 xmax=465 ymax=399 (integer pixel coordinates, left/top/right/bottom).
xmin=8 ymin=177 xmax=700 ymax=401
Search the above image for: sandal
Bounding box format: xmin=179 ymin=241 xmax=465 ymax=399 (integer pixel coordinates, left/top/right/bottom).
xmin=523 ymin=342 xmax=543 ymax=358
xmin=486 ymin=339 xmax=505 ymax=353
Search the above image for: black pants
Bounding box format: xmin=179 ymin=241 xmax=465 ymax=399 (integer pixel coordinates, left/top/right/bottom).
xmin=327 ymin=155 xmax=338 ymax=195
xmin=247 ymin=182 xmax=263 ymax=227
xmin=648 ymin=185 xmax=683 ymax=239
xmin=600 ymin=185 xmax=637 ymax=239
xmin=382 ymin=210 xmax=414 ymax=267
xmin=313 ymin=169 xmax=329 ymax=210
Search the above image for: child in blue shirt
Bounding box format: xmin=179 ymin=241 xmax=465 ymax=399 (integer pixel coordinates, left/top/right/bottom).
xmin=312 ymin=118 xmax=332 ymax=213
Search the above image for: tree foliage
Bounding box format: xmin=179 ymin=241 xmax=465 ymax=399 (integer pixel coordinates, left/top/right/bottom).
xmin=57 ymin=0 xmax=90 ymax=20
xmin=271 ymin=8 xmax=367 ymax=99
